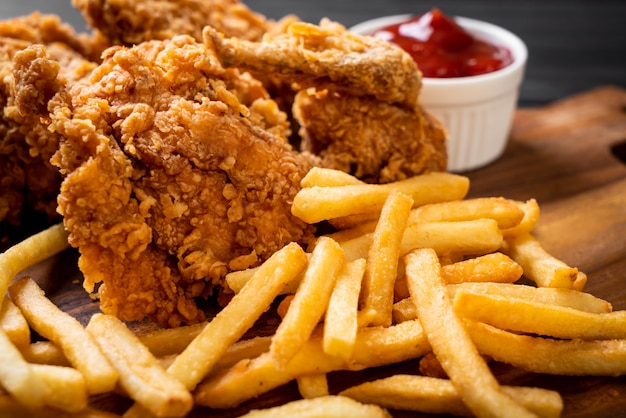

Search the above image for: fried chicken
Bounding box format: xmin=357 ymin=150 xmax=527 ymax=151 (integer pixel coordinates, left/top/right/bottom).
xmin=294 ymin=90 xmax=447 ymax=183
xmin=204 ymin=19 xmax=422 ymax=109
xmin=73 ymin=0 xmax=269 ymax=46
xmin=13 ymin=36 xmax=316 ymax=327
xmin=0 ymin=13 xmax=99 ymax=229
xmin=204 ymin=19 xmax=447 ymax=182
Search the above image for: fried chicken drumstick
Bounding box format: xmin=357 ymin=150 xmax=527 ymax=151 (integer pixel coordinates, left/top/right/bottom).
xmin=14 ymin=36 xmax=316 ymax=327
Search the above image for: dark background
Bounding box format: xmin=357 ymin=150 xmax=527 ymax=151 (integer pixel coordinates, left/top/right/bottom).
xmin=1 ymin=0 xmax=625 ymax=107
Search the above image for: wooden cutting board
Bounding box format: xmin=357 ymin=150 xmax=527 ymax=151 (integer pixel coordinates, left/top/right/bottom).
xmin=15 ymin=86 xmax=626 ymax=417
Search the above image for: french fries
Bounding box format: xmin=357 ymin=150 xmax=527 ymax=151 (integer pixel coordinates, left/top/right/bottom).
xmin=167 ymin=242 xmax=308 ymax=389
xmin=340 ymin=375 xmax=563 ymax=418
xmin=323 ymin=259 xmax=366 ymax=360
xmin=8 ymin=277 xmax=118 ymax=395
xmin=466 ymin=321 xmax=626 ymax=376
xmin=0 ymin=223 xmax=68 ymax=305
xmin=269 ymin=237 xmax=345 ymax=366
xmin=0 ymin=330 xmax=46 ymax=408
xmin=2 ymin=168 xmax=623 ymax=417
xmin=86 ymin=313 xmax=193 ymax=417
xmin=453 ymin=289 xmax=626 ymax=340
xmin=0 ymin=297 xmax=30 ymax=348
xmin=340 ymin=218 xmax=503 ymax=261
xmin=194 ymin=320 xmax=429 ymax=409
xmin=291 ymin=172 xmax=469 ymax=223
xmin=404 ymin=248 xmax=536 ymax=417
xmin=361 ymin=191 xmax=413 ymax=326
xmin=502 ymin=232 xmax=579 ymax=288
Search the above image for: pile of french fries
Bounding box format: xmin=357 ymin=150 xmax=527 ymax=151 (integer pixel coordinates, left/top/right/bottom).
xmin=2 ymin=168 xmax=626 ymax=417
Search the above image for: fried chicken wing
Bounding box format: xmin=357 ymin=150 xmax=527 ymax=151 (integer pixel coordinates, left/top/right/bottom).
xmin=294 ymin=90 xmax=447 ymax=183
xmin=73 ymin=0 xmax=269 ymax=46
xmin=13 ymin=36 xmax=316 ymax=326
xmin=204 ymin=19 xmax=422 ymax=109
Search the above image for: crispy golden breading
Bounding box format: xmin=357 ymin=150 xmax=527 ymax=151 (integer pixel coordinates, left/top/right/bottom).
xmin=204 ymin=19 xmax=445 ymax=183
xmin=0 ymin=13 xmax=99 ymax=229
xmin=13 ymin=37 xmax=316 ymax=327
xmin=203 ymin=19 xmax=422 ymax=109
xmin=73 ymin=0 xmax=269 ymax=46
xmin=294 ymin=90 xmax=447 ymax=183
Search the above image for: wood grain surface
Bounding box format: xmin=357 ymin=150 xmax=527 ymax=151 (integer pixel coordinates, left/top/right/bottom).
xmin=14 ymin=86 xmax=626 ymax=417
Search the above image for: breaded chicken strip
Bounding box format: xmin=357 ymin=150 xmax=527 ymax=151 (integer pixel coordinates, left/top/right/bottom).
xmin=204 ymin=19 xmax=422 ymax=109
xmin=13 ymin=36 xmax=316 ymax=327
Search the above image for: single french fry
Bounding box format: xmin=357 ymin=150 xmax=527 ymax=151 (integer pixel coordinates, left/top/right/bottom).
xmin=0 ymin=223 xmax=68 ymax=307
xmin=394 ymin=281 xmax=611 ymax=324
xmin=8 ymin=277 xmax=118 ymax=394
xmin=300 ymin=167 xmax=365 ymax=187
xmin=0 ymin=297 xmax=30 ymax=348
xmin=296 ymin=373 xmax=330 ymax=398
xmin=0 ymin=330 xmax=46 ymax=408
xmin=361 ymin=191 xmax=413 ymax=327
xmin=453 ymin=290 xmax=626 ymax=340
xmin=270 ymin=237 xmax=345 ymax=365
xmin=502 ymin=232 xmax=578 ymax=288
xmin=195 ymin=320 xmax=429 ymax=409
xmin=331 ymin=196 xmax=525 ymax=232
xmin=406 ymin=197 xmax=525 ymax=229
xmin=404 ymin=248 xmax=535 ymax=418
xmin=323 ymin=258 xmax=366 ymax=360
xmin=501 ymin=199 xmax=540 ymax=238
xmin=339 ymin=374 xmax=562 ymax=418
xmin=448 ymin=282 xmax=611 ymax=313
xmin=168 ymin=242 xmax=307 ymax=389
xmin=33 ymin=364 xmax=88 ymax=413
xmin=441 ymin=252 xmax=523 ymax=285
xmin=224 ymin=254 xmax=311 ymax=294
xmin=341 ymin=219 xmax=503 ymax=262
xmin=466 ymin=320 xmax=626 ymax=376
xmin=292 ymin=172 xmax=469 ymax=223
xmin=239 ymin=395 xmax=392 ymax=418
xmin=87 ymin=313 xmax=193 ymax=417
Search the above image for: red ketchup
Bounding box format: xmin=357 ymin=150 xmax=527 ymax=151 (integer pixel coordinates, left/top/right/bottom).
xmin=373 ymin=8 xmax=513 ymax=78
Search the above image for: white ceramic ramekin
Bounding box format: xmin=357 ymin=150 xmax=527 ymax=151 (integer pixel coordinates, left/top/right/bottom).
xmin=351 ymin=14 xmax=528 ymax=172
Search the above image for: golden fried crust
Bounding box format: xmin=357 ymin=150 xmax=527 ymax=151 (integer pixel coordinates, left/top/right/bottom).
xmin=74 ymin=0 xmax=269 ymax=46
xmin=294 ymin=90 xmax=447 ymax=183
xmin=204 ymin=19 xmax=422 ymax=109
xmin=0 ymin=12 xmax=101 ymax=228
xmin=0 ymin=11 xmax=108 ymax=62
xmin=16 ymin=37 xmax=316 ymax=327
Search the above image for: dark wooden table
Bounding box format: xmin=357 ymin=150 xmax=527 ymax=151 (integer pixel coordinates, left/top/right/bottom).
xmin=2 ymin=1 xmax=626 ymax=417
